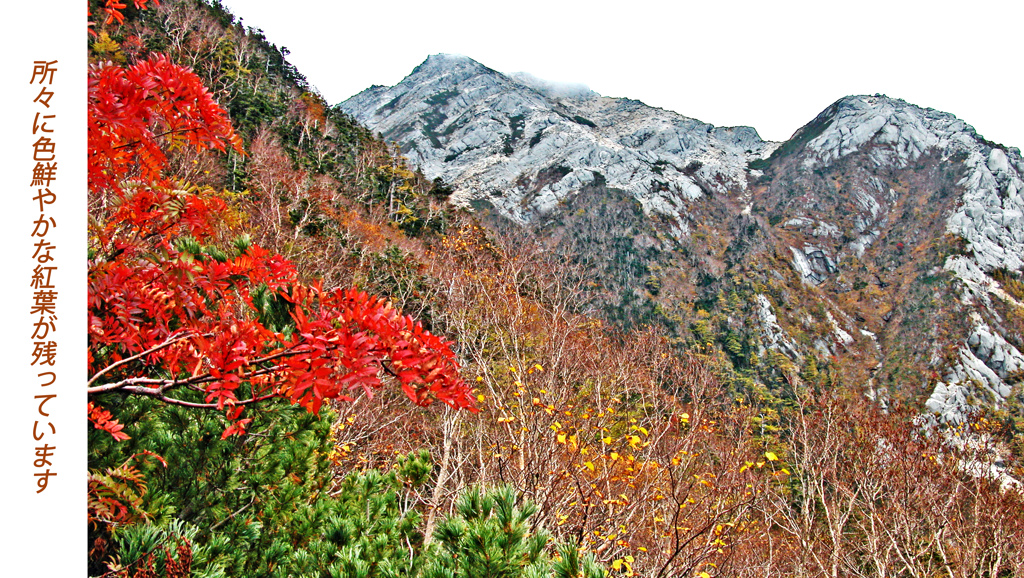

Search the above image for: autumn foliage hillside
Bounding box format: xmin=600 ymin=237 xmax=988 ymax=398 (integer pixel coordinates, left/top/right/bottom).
xmin=87 ymin=1 xmax=1024 ymax=577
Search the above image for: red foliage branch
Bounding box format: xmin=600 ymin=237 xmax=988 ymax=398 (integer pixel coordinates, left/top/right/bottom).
xmin=88 ymin=55 xmax=473 ymax=440
xmin=89 ymin=0 xmax=160 ymax=32
xmin=88 ymin=54 xmax=243 ymax=194
xmin=88 ymin=401 xmax=131 ymax=441
xmin=87 ymin=231 xmax=476 ymax=435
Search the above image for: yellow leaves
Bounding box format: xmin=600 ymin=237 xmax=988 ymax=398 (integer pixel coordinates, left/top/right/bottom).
xmin=92 ymin=32 xmax=123 ymax=59
xmin=602 ymin=436 xmax=614 ymax=444
xmin=557 ymin=433 xmax=567 ymax=444
xmin=627 ymin=435 xmax=642 ymax=449
xmin=764 ymin=451 xmax=779 ymax=462
xmin=584 ymin=461 xmax=595 ymax=471
xmin=475 ymin=376 xmax=484 ymax=382
xmin=612 ymin=556 xmax=635 ymax=576
xmin=609 ymin=451 xmax=620 ymax=461
xmin=477 ymin=394 xmax=486 ymax=402
xmin=496 ymin=416 xmax=515 ymax=423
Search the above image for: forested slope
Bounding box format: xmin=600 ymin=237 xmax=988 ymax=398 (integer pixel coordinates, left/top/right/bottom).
xmin=87 ymin=2 xmax=1023 ymax=577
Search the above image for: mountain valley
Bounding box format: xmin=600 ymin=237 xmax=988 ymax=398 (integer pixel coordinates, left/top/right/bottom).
xmin=342 ymin=54 xmax=1024 ymax=427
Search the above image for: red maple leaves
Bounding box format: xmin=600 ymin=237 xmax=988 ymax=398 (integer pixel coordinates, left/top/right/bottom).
xmin=88 ymin=54 xmax=243 ymax=194
xmin=88 ymin=54 xmax=473 ymax=440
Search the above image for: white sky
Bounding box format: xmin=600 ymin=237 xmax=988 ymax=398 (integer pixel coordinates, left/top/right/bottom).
xmin=219 ymin=0 xmax=1024 ymax=148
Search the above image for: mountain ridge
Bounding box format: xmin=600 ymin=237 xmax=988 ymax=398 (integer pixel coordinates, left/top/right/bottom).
xmin=341 ymin=53 xmax=1024 ymax=430
xmin=342 ymin=53 xmax=777 ymax=229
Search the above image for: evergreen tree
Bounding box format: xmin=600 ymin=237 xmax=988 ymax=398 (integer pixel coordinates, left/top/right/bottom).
xmin=423 ymin=486 xmax=604 ymax=578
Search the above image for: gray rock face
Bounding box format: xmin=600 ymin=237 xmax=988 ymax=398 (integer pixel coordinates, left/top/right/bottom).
xmin=797 ymin=95 xmax=1024 ymax=422
xmin=790 ymin=244 xmax=838 ymax=286
xmin=966 ymin=323 xmax=1024 ymax=380
xmin=341 ymin=54 xmax=777 ymax=230
xmin=803 ymin=95 xmax=1024 ymax=274
xmin=755 ymin=294 xmax=802 ymax=361
xmin=342 ymin=57 xmax=1024 ymax=428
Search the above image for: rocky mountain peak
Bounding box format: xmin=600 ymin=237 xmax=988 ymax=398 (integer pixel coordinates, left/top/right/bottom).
xmin=746 ymin=93 xmax=1024 ymax=427
xmin=802 ymin=94 xmax=1024 ymax=272
xmin=341 ymin=57 xmax=777 ymax=228
xmin=341 ymin=57 xmax=1024 ymax=429
xmin=407 ymin=53 xmax=493 ymax=83
xmin=801 ymin=94 xmax=982 ymax=169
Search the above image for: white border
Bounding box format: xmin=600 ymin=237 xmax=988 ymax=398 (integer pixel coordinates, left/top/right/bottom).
xmin=0 ymin=1 xmax=86 ymax=574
